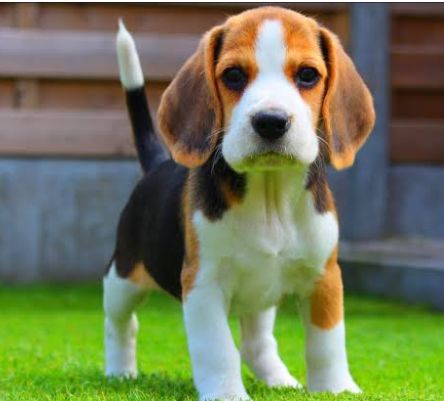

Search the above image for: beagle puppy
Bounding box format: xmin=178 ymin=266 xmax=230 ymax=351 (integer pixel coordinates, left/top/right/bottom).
xmin=104 ymin=7 xmax=375 ymax=401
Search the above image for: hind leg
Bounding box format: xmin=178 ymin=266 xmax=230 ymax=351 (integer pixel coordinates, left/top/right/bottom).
xmin=103 ymin=262 xmax=150 ymax=378
xmin=240 ymin=307 xmax=301 ymax=388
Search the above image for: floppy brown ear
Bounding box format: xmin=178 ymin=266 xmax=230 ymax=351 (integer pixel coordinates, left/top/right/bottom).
xmin=320 ymin=27 xmax=376 ymax=170
xmin=157 ymin=26 xmax=224 ymax=168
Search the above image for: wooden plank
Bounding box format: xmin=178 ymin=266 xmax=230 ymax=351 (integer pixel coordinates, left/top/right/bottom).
xmin=15 ymin=3 xmax=40 ymax=108
xmin=392 ymin=15 xmax=444 ymax=46
xmin=392 ymin=46 xmax=444 ymax=89
xmin=391 ymin=119 xmax=444 ymax=164
xmin=0 ymin=110 xmax=137 ymax=157
xmin=392 ymin=90 xmax=444 ymax=119
xmin=391 ymin=3 xmax=444 ymax=16
xmin=15 ymin=80 xmax=40 ymax=108
xmin=0 ymin=80 xmax=15 ymax=108
xmin=0 ymin=29 xmax=199 ymax=81
xmin=37 ymin=80 xmax=167 ymax=111
xmin=15 ymin=3 xmax=39 ymax=28
xmin=0 ymin=4 xmax=15 ymax=27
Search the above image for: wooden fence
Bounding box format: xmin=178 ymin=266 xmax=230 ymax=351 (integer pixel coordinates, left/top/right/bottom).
xmin=0 ymin=4 xmax=443 ymax=163
xmin=391 ymin=4 xmax=444 ymax=164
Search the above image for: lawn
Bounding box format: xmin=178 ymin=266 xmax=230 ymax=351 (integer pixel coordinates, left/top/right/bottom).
xmin=0 ymin=284 xmax=443 ymax=401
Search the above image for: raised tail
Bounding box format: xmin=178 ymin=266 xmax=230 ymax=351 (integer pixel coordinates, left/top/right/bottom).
xmin=116 ymin=20 xmax=168 ymax=173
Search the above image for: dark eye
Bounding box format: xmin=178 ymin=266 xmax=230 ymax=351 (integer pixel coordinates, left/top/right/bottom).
xmin=296 ymin=67 xmax=320 ymax=88
xmin=221 ymin=67 xmax=248 ymax=91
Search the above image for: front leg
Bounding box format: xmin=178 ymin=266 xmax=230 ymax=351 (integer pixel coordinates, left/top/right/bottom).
xmin=300 ymin=257 xmax=361 ymax=394
xmin=183 ymin=282 xmax=250 ymax=401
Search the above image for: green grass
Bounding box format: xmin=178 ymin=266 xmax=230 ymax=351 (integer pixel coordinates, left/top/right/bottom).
xmin=0 ymin=284 xmax=443 ymax=401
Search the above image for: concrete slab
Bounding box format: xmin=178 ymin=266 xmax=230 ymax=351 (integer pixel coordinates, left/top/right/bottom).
xmin=341 ymin=239 xmax=444 ymax=311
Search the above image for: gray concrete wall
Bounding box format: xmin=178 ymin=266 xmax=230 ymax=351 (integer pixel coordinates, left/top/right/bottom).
xmin=388 ymin=165 xmax=444 ymax=238
xmin=0 ymin=159 xmax=140 ymax=282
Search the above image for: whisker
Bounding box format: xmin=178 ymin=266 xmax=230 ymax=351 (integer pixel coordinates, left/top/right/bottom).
xmin=211 ymin=142 xmax=223 ymax=175
xmin=315 ymin=128 xmax=331 ymax=153
xmin=209 ymin=127 xmax=225 ymax=139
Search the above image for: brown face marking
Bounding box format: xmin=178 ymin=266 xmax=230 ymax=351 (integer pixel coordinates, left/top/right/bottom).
xmin=282 ymin=16 xmax=327 ymax=129
xmin=310 ymin=248 xmax=343 ymax=329
xmin=128 ymin=262 xmax=159 ymax=289
xmin=215 ymin=16 xmax=259 ymax=128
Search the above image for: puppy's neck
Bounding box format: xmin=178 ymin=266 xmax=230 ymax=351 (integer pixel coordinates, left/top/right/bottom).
xmin=243 ymin=169 xmax=307 ymax=221
xmin=190 ymin=152 xmax=330 ymax=221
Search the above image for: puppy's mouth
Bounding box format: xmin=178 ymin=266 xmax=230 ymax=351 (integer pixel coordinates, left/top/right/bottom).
xmin=232 ymin=152 xmax=305 ymax=172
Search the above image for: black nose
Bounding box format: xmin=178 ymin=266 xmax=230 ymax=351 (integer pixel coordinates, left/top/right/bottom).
xmin=251 ymin=110 xmax=290 ymax=140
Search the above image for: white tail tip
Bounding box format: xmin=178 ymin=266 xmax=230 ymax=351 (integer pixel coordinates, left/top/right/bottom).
xmin=116 ymin=19 xmax=144 ymax=90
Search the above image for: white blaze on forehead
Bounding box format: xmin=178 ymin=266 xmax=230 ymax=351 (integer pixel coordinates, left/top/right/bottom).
xmin=255 ymin=20 xmax=286 ymax=75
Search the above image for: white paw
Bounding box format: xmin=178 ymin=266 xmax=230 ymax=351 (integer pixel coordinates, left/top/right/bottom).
xmin=308 ymin=369 xmax=361 ymax=394
xmin=340 ymin=380 xmax=362 ymax=394
xmin=105 ymin=344 xmax=138 ymax=379
xmin=199 ymin=391 xmax=251 ymax=401
xmin=263 ymin=371 xmax=302 ymax=389
xmin=105 ymin=366 xmax=138 ymax=379
xmin=243 ymin=352 xmax=301 ymax=390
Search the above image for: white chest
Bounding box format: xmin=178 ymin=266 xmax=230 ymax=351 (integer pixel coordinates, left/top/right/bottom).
xmin=192 ymin=172 xmax=339 ymax=314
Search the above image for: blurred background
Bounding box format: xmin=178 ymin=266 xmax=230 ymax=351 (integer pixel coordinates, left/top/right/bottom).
xmin=0 ymin=3 xmax=442 ymax=309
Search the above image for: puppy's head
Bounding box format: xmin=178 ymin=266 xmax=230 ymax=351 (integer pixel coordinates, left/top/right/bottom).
xmin=158 ymin=7 xmax=375 ymax=172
